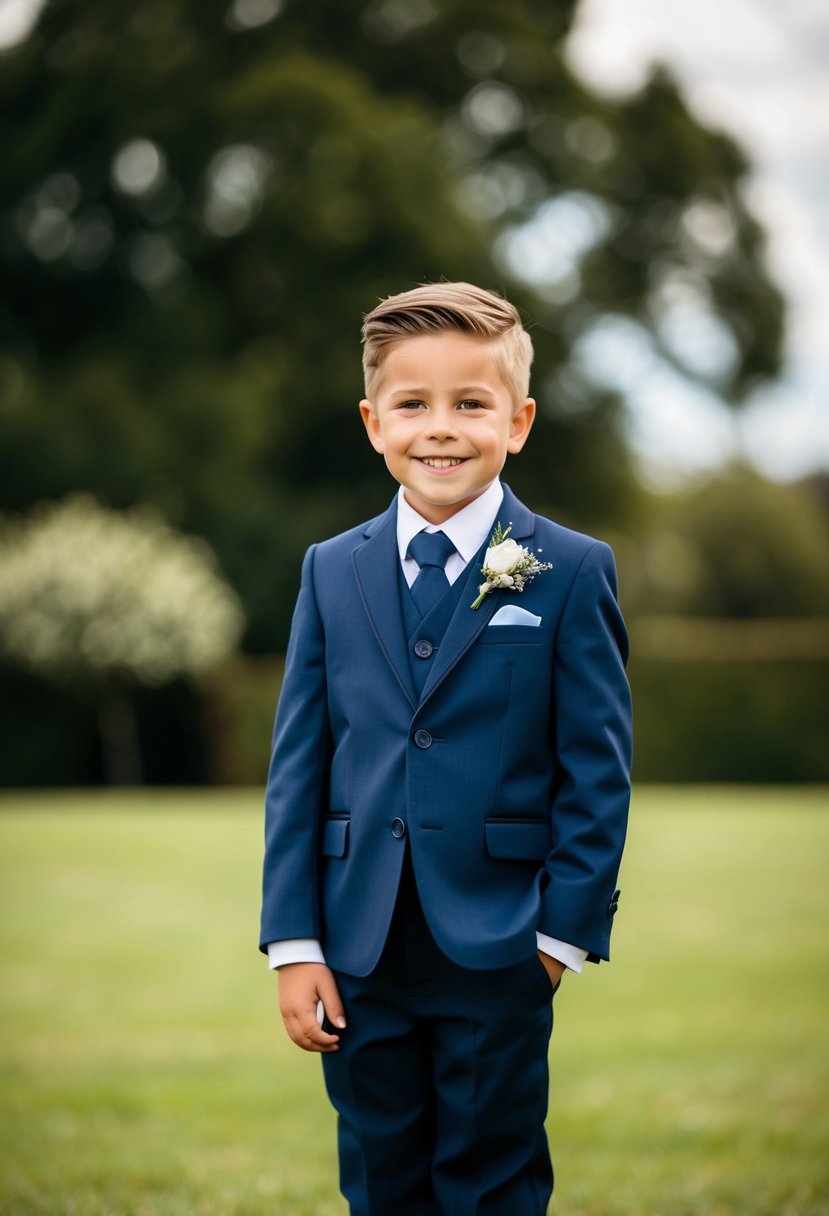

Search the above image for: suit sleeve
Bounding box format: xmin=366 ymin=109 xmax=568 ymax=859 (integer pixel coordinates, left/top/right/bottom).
xmin=538 ymin=540 xmax=632 ymax=962
xmin=259 ymin=545 xmax=332 ymax=953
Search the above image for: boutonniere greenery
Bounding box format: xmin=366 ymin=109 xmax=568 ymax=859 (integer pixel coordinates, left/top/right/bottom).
xmin=470 ymin=523 xmax=553 ymax=609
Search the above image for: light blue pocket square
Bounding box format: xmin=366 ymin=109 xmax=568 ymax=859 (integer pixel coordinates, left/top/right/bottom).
xmin=488 ymin=605 xmax=542 ymax=627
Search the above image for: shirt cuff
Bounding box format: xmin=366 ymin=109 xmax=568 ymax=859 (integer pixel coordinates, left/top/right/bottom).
xmin=536 ymin=932 xmax=587 ymax=973
xmin=267 ymin=939 xmax=326 ymax=970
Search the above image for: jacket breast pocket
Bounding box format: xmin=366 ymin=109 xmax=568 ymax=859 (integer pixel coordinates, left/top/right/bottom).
xmin=478 ymin=625 xmax=545 ymax=646
xmin=321 ymin=816 xmax=350 ymax=858
xmin=485 ymin=818 xmax=551 ymax=860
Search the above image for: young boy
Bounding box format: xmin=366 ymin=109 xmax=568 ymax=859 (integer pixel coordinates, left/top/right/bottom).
xmin=260 ymin=282 xmax=632 ymax=1215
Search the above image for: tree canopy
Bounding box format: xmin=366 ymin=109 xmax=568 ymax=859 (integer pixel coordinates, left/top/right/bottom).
xmin=0 ymin=0 xmax=786 ymax=647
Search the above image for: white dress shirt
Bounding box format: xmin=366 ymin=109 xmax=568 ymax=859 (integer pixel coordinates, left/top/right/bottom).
xmin=268 ymin=480 xmax=587 ymax=974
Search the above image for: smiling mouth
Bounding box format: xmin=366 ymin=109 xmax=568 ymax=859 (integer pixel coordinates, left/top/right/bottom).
xmin=416 ymin=457 xmax=467 ymax=469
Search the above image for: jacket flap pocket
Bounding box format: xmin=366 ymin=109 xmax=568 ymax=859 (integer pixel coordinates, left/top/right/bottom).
xmin=321 ymin=817 xmax=350 ymax=858
xmin=485 ymin=819 xmax=551 ymax=861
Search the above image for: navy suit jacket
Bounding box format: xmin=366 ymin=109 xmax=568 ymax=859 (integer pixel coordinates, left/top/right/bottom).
xmin=260 ymin=485 xmax=632 ymax=977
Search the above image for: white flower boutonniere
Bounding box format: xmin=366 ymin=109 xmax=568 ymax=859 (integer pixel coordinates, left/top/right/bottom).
xmin=470 ymin=522 xmax=552 ymax=609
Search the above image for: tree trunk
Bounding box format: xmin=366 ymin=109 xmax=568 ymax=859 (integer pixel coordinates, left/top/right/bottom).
xmin=97 ymin=695 xmax=143 ymax=785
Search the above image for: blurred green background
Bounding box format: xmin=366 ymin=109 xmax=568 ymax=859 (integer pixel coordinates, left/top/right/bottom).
xmin=0 ymin=0 xmax=827 ymax=786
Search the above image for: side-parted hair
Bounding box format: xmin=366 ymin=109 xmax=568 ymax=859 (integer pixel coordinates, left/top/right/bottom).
xmin=361 ymin=282 xmax=534 ymax=407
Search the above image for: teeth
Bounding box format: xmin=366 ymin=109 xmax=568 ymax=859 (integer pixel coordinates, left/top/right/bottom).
xmin=420 ymin=457 xmax=464 ymax=468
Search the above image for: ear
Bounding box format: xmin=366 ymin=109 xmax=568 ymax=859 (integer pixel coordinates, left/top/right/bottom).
xmin=359 ymin=399 xmax=384 ymax=453
xmin=507 ymin=398 xmax=536 ymax=454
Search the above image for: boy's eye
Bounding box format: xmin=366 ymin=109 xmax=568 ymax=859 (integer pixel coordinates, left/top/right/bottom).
xmin=458 ymin=399 xmax=485 ymax=410
xmin=397 ymin=399 xmax=426 ymax=410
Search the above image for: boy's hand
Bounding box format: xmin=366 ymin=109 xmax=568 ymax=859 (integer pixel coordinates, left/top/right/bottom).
xmin=536 ymin=951 xmax=566 ymax=991
xmin=278 ymin=963 xmax=347 ymax=1053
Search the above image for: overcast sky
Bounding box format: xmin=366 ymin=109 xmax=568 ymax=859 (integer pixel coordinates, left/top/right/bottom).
xmin=2 ymin=0 xmax=827 ymax=484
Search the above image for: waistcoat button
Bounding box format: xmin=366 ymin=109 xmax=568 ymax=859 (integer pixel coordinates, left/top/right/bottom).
xmin=413 ymin=729 xmax=433 ymax=749
xmin=413 ymin=639 xmax=434 ymax=659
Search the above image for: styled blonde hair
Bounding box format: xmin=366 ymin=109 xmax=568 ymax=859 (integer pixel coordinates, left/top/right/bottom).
xmin=361 ymin=282 xmax=534 ymax=407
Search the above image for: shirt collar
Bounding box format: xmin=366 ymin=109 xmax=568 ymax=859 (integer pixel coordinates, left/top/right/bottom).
xmin=396 ymin=479 xmax=504 ymax=566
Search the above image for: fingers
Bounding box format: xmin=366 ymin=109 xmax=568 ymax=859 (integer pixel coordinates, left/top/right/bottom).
xmin=317 ymin=968 xmax=347 ymax=1034
xmin=284 ymin=1007 xmax=341 ymax=1052
xmin=278 ymin=963 xmax=346 ymax=1054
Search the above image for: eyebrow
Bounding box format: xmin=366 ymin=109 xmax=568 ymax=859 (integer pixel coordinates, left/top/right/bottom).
xmin=387 ymin=384 xmax=497 ymax=396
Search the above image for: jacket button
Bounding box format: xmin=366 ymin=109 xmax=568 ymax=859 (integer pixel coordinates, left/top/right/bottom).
xmin=413 ymin=639 xmax=434 ymax=659
xmin=391 ymin=817 xmax=406 ymax=839
xmin=413 ymin=729 xmax=433 ymax=749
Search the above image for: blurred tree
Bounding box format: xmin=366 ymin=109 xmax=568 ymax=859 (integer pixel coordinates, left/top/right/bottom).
xmin=617 ymin=468 xmax=829 ymax=618
xmin=0 ymin=494 xmax=244 ymax=780
xmin=0 ymin=0 xmax=785 ymax=648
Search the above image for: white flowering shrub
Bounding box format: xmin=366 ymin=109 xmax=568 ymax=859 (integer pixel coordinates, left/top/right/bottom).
xmin=0 ymin=495 xmax=245 ymax=685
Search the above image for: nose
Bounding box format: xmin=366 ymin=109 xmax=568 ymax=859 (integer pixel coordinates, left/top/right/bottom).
xmin=425 ymin=406 xmax=458 ymax=440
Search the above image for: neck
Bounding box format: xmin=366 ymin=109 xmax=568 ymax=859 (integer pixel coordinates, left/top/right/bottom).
xmin=402 ymin=485 xmax=493 ymax=526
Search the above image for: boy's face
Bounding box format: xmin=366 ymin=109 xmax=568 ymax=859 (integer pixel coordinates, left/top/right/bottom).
xmin=359 ymin=331 xmax=535 ymax=525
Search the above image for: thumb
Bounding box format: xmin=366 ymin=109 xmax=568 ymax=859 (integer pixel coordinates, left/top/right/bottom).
xmin=317 ymin=969 xmax=347 ymax=1030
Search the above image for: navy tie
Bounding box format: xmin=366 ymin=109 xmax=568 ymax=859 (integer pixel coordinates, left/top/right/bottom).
xmin=407 ymin=530 xmax=456 ymax=617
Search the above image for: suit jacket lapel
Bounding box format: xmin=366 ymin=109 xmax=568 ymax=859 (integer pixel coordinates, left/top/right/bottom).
xmin=352 ymin=499 xmax=417 ymax=709
xmin=418 ymin=485 xmax=537 ymax=706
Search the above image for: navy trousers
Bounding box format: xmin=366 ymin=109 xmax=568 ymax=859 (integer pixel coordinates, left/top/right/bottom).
xmin=322 ymin=853 xmax=556 ymax=1215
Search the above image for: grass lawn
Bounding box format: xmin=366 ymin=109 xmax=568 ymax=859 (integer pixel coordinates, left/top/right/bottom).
xmin=1 ymin=786 xmax=828 ymax=1215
